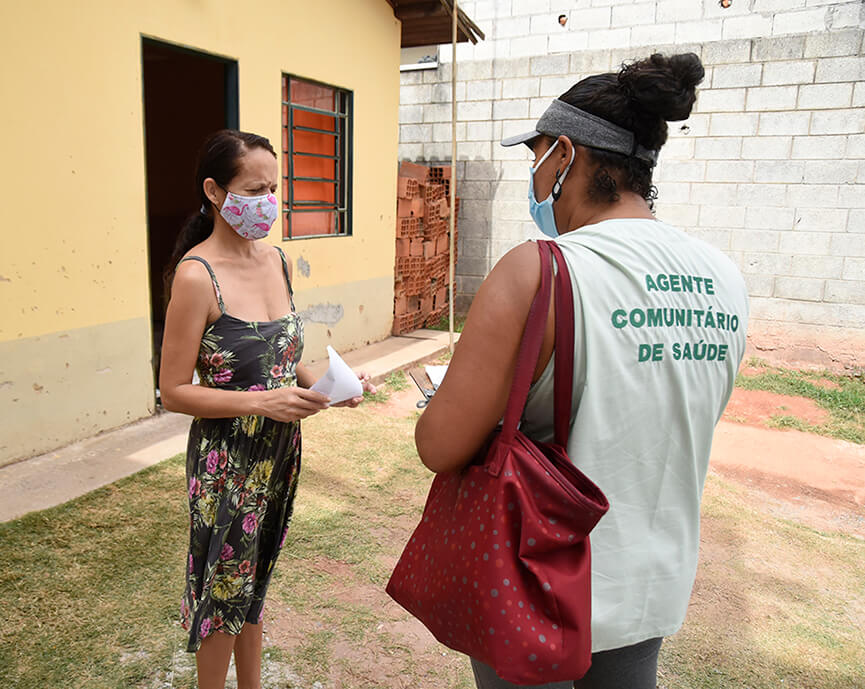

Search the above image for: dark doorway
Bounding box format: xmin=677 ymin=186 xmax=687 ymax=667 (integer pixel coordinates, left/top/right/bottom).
xmin=141 ymin=38 xmax=238 ymax=393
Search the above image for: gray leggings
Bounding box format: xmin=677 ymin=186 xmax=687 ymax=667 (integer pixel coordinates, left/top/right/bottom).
xmin=471 ymin=637 xmax=663 ymax=689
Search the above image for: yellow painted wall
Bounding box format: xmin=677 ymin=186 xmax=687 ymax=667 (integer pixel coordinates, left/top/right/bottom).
xmin=0 ymin=0 xmax=400 ymax=465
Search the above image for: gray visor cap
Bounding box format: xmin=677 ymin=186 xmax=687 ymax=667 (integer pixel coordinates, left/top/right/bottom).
xmin=501 ymin=98 xmax=658 ymax=166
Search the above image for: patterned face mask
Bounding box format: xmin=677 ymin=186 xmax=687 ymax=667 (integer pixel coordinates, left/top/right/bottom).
xmin=219 ymin=190 xmax=279 ymax=240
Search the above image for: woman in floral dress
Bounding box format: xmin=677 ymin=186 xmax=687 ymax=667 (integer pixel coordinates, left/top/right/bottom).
xmin=159 ymin=130 xmax=373 ymax=689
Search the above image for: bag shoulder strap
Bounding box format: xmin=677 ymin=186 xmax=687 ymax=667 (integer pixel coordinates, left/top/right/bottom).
xmin=499 ymin=240 xmax=575 ymax=449
xmin=500 ymin=241 xmax=554 ymax=441
xmin=547 ymin=240 xmax=575 ymax=448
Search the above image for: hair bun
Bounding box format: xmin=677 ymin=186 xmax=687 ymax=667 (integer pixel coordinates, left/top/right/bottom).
xmin=618 ymin=53 xmax=705 ymax=122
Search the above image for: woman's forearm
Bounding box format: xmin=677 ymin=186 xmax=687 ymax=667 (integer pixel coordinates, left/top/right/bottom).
xmin=161 ymin=383 xmax=269 ymax=419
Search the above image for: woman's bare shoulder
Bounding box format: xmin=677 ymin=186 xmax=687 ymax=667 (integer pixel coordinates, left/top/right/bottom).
xmin=171 ymin=257 xmax=215 ymax=301
xmin=481 ymin=241 xmax=542 ymax=302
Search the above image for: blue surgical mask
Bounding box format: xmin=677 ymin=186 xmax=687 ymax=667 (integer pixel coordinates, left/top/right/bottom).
xmin=528 ymin=140 xmax=575 ymax=238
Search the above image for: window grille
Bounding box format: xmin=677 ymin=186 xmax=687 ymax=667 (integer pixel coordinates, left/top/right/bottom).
xmin=281 ymin=75 xmax=352 ymax=239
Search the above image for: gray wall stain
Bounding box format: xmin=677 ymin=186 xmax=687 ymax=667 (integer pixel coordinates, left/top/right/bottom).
xmin=297 ymin=256 xmax=311 ymax=278
xmin=299 ymin=303 xmax=344 ymax=325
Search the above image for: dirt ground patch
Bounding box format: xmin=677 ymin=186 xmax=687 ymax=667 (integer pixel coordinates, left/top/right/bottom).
xmin=709 ymin=460 xmax=865 ymax=538
xmin=376 ymin=386 xmax=425 ymax=418
xmin=265 ymin=562 xmax=469 ymax=689
xmin=722 ymin=387 xmax=830 ymax=426
xmin=712 ymin=383 xmax=865 ymax=537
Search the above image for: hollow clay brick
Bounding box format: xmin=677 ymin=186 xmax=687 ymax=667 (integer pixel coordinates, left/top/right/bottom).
xmin=397 ymin=197 xmax=424 ymax=218
xmin=399 ymin=161 xmax=430 ymax=184
xmin=396 ymin=216 xmax=420 ymax=238
xmin=398 ymin=177 xmax=419 ymax=199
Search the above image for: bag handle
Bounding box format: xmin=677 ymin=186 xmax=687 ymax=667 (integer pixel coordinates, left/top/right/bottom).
xmin=499 ymin=242 xmax=553 ymax=442
xmin=547 ymin=240 xmax=575 ymax=448
xmin=499 ymin=241 xmax=574 ymax=448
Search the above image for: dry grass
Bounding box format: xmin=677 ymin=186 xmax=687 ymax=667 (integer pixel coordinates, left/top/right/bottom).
xmin=659 ymin=472 xmax=865 ymax=689
xmin=1 ymin=378 xmax=863 ymax=688
xmin=0 ymin=457 xmax=189 ymax=688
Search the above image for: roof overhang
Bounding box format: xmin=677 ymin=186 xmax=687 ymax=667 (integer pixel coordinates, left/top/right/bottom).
xmin=386 ymin=0 xmax=485 ymax=48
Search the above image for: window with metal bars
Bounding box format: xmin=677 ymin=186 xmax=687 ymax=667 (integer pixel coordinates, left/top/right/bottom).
xmin=281 ymin=75 xmax=352 ymax=239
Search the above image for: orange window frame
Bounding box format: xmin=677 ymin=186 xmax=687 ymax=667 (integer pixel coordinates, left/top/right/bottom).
xmin=281 ymin=75 xmax=352 ymax=239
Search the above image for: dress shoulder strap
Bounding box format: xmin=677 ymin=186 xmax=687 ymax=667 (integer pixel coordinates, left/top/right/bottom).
xmin=273 ymin=246 xmax=296 ymax=308
xmin=177 ymin=256 xmax=226 ymax=314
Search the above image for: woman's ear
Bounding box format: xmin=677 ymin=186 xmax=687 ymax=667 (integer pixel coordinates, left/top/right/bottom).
xmin=203 ymin=178 xmax=221 ymax=208
xmin=555 ymin=135 xmax=575 ymax=176
xmin=555 ymin=141 xmax=590 ymax=202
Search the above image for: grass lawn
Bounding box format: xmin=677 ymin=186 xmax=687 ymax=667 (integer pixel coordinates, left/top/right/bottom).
xmin=1 ymin=378 xmax=863 ymax=688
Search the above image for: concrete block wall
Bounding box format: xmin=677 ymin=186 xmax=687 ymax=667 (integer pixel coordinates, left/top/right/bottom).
xmin=399 ymin=1 xmax=865 ymax=368
xmin=444 ymin=1 xmax=865 ymax=62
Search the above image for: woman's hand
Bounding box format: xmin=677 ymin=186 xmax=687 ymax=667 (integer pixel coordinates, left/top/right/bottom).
xmin=331 ymin=371 xmax=377 ymax=408
xmin=256 ymin=386 xmax=331 ymax=422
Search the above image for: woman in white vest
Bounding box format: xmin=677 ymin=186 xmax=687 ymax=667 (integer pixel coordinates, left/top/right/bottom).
xmin=414 ymin=53 xmax=749 ymax=688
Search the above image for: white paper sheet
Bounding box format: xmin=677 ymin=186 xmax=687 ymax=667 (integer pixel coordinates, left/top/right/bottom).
xmin=424 ymin=364 xmax=448 ymax=389
xmin=310 ymin=346 xmax=363 ymax=405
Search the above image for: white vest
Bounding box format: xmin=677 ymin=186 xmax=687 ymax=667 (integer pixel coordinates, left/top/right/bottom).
xmin=521 ymin=218 xmax=749 ymax=652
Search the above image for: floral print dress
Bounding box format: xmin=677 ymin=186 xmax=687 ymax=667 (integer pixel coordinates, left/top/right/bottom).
xmin=177 ymin=248 xmax=303 ymax=653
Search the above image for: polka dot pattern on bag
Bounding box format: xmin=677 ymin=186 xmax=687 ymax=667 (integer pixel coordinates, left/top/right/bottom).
xmin=393 ymin=465 xmax=586 ymax=677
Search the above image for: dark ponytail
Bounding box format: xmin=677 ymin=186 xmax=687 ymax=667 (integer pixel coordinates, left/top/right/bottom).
xmin=163 ymin=129 xmax=277 ymax=303
xmin=559 ymin=52 xmax=704 ymax=208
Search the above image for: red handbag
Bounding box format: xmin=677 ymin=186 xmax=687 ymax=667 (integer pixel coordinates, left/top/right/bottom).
xmin=386 ymin=240 xmax=610 ymax=685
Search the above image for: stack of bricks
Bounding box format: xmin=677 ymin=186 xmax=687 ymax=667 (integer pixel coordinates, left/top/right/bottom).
xmin=393 ymin=161 xmax=460 ymax=335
